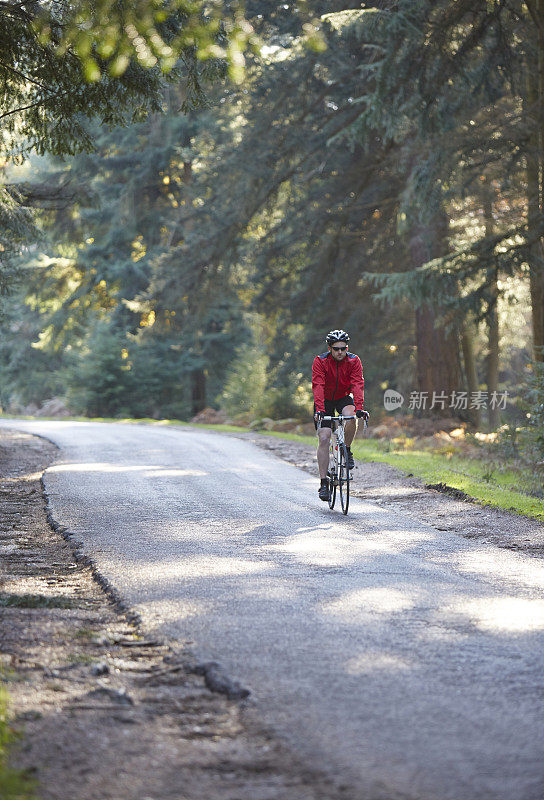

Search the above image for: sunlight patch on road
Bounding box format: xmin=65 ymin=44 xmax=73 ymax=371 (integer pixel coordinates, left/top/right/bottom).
xmin=50 ymin=462 xmax=164 ymax=473
xmin=344 ymin=651 xmax=414 ymax=675
xmin=268 ymin=521 xmax=436 ymax=567
xmin=127 ymin=554 xmax=272 ymax=582
xmin=137 ymin=596 xmax=213 ymax=625
xmin=269 ymin=526 xmax=354 ymax=566
xmin=267 ymin=525 xmax=393 ymax=566
xmin=237 ymin=580 xmax=300 ymax=601
xmin=450 ymin=548 xmax=544 ymax=592
xmin=455 ymin=596 xmax=544 ymax=633
xmin=144 ymin=468 xmax=208 ymax=478
xmin=322 ymin=587 xmax=416 ymax=623
xmin=228 ymin=462 xmax=274 ymax=475
xmin=377 ymin=527 xmax=436 ymax=545
xmin=48 ymin=462 xmax=208 ymax=477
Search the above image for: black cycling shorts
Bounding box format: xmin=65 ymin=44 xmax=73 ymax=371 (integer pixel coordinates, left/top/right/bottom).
xmin=314 ymin=395 xmax=354 ymax=430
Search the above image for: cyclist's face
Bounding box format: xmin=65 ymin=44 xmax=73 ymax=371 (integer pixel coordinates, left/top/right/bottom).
xmin=329 ymin=342 xmax=348 ymax=361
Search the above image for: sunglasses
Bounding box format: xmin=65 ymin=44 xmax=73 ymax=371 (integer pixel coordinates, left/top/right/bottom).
xmin=331 ymin=346 xmax=348 ymax=352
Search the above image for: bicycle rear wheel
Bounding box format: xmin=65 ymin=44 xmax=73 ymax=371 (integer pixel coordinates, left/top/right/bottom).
xmin=339 ymin=444 xmax=350 ymax=515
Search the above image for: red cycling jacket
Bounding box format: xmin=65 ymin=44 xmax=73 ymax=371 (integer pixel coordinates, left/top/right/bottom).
xmin=312 ymin=351 xmax=364 ymax=413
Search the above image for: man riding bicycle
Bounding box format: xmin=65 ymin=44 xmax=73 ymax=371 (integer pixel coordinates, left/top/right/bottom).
xmin=312 ymin=329 xmax=367 ymax=502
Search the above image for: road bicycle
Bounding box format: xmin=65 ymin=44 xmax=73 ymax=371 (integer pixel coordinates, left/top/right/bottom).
xmin=320 ymin=414 xmax=355 ymax=515
xmin=319 ymin=414 xmax=369 ymax=515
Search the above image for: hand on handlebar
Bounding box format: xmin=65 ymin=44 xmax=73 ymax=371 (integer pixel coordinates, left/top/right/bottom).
xmin=314 ymin=411 xmax=324 ymax=423
xmin=356 ymin=410 xmax=370 ymax=421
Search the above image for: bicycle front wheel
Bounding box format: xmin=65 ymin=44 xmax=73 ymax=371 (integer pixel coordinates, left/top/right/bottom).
xmin=339 ymin=444 xmax=350 ymax=515
xmin=327 ymin=468 xmax=336 ymax=509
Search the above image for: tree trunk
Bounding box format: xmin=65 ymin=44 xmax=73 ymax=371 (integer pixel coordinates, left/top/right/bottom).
xmin=415 ymin=306 xmax=461 ymax=409
xmin=525 ymin=1 xmax=544 ymax=360
xmin=538 ymin=0 xmax=544 ymax=359
xmin=486 ymin=290 xmax=500 ymax=428
xmin=191 ymin=369 xmax=206 ymax=416
xmin=461 ymin=320 xmax=481 ymax=429
xmin=410 ymin=221 xmax=462 ymax=416
xmin=483 ymin=187 xmax=500 ymax=429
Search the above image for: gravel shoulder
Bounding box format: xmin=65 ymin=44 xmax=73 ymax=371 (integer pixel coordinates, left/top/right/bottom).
xmin=228 ymin=430 xmax=544 ymax=557
xmin=0 ymin=428 xmax=339 ymax=800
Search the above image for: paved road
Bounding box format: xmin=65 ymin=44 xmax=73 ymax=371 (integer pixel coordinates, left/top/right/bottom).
xmin=2 ymin=419 xmax=544 ymax=800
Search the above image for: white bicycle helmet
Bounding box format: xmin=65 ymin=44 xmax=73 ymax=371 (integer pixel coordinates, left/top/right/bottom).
xmin=326 ymin=329 xmax=350 ymax=345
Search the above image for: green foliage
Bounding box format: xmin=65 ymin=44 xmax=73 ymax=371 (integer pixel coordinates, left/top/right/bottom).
xmin=220 ymin=344 xmax=269 ymax=417
xmin=34 ymin=0 xmax=257 ymax=85
xmin=5 ymin=98 xmax=249 ymax=417
xmin=219 ymin=342 xmax=313 ymax=420
xmin=0 ymin=1 xmax=538 ymax=423
xmin=0 ymin=0 xmax=160 ymax=302
xmin=0 ymin=289 xmax=66 ymax=410
xmin=0 ymin=0 xmax=265 ymax=312
xmin=65 ymin=324 xmax=135 ymax=416
xmin=257 ymin=381 xmax=313 ymax=420
xmin=326 ymin=1 xmax=540 ymax=325
xmin=1 ymin=7 xmax=164 ymax=161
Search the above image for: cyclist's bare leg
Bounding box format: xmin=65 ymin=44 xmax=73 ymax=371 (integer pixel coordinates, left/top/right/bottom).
xmin=342 ymin=404 xmax=357 ymax=446
xmin=317 ymin=427 xmax=331 ymax=479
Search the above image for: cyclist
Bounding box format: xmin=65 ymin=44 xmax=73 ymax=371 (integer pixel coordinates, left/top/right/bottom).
xmin=312 ymin=329 xmax=366 ymax=501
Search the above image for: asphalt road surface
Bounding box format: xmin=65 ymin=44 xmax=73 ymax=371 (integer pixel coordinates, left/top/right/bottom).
xmin=2 ymin=419 xmax=544 ymax=800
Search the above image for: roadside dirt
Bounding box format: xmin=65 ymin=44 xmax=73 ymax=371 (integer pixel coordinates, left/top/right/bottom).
xmin=230 ymin=431 xmax=544 ymax=557
xmin=0 ymin=428 xmax=342 ymax=800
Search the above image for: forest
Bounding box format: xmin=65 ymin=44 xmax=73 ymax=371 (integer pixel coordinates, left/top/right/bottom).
xmin=1 ymin=1 xmax=544 ymax=466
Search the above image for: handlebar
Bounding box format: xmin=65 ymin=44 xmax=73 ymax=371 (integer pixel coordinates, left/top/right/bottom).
xmin=321 ymin=415 xmax=356 ymax=421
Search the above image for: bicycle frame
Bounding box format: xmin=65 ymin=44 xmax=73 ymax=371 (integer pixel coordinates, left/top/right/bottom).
xmin=322 ymin=415 xmax=354 ymax=474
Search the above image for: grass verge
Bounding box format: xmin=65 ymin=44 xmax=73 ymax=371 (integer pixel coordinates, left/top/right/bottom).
xmin=349 ymin=440 xmax=544 ymax=520
xmin=0 ymin=683 xmax=36 ymax=799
